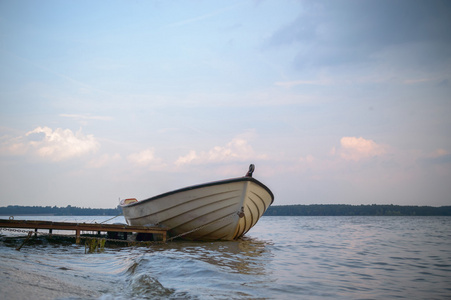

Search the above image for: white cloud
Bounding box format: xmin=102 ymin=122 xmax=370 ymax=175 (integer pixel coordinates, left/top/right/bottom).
xmin=0 ymin=135 xmax=28 ymax=156
xmin=175 ymin=150 xmax=198 ymax=166
xmin=175 ymin=138 xmax=267 ymax=166
xmin=59 ymin=114 xmax=114 ymax=121
xmin=25 ymin=126 xmax=100 ymax=161
xmin=336 ymin=136 xmax=387 ymax=161
xmin=127 ymin=148 xmax=163 ymax=167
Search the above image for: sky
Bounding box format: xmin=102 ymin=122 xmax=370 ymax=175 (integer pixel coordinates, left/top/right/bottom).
xmin=1 ymin=0 xmax=450 ymax=208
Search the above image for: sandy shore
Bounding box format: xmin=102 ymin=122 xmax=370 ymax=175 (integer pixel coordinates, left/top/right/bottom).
xmin=0 ymin=260 xmax=101 ymax=300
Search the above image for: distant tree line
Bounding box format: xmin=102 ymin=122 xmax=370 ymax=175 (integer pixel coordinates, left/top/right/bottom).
xmin=265 ymin=204 xmax=451 ymax=216
xmin=0 ymin=205 xmax=121 ymax=216
xmin=1 ymin=204 xmax=450 ymax=217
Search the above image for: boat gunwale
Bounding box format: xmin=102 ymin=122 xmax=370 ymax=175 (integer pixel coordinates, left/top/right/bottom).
xmin=122 ymin=176 xmax=274 ymax=207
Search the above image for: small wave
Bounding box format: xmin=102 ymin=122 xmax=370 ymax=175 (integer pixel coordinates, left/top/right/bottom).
xmin=126 ymin=273 xmax=175 ymax=299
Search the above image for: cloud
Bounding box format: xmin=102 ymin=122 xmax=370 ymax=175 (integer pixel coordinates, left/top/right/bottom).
xmin=335 ymin=137 xmax=387 ymax=161
xmin=25 ymin=127 xmax=100 ymax=161
xmin=175 ymin=138 xmax=267 ymax=166
xmin=266 ymin=0 xmax=451 ymax=71
xmin=127 ymin=148 xmax=163 ymax=167
xmin=60 ymin=114 xmax=114 ymax=121
xmin=175 ymin=150 xmax=198 ymax=166
xmin=86 ymin=153 xmax=121 ymax=168
xmin=419 ymin=149 xmax=451 ymax=165
xmin=0 ymin=135 xmax=28 ymax=156
xmin=432 ymin=149 xmax=450 ymax=157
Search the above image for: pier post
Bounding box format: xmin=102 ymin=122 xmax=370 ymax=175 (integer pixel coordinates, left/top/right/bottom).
xmin=1 ymin=219 xmax=169 ymax=246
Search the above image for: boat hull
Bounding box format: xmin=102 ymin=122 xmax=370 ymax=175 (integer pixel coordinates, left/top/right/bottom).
xmin=121 ymin=177 xmax=274 ymax=241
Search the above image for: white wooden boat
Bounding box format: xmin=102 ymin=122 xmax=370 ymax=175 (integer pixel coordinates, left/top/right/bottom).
xmin=120 ymin=164 xmax=274 ymax=241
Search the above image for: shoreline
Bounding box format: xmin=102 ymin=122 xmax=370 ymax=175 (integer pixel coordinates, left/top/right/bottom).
xmin=0 ymin=257 xmax=101 ymax=300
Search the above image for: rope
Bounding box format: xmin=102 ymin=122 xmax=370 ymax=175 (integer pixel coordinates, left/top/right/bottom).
xmin=99 ymin=212 xmax=124 ymax=224
xmin=15 ymin=231 xmax=33 ymax=251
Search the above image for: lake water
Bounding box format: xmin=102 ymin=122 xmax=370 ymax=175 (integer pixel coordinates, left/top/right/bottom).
xmin=1 ymin=216 xmax=450 ymax=299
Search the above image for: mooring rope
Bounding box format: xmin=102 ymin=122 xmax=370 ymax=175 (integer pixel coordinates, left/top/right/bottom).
xmin=99 ymin=212 xmax=124 ymax=224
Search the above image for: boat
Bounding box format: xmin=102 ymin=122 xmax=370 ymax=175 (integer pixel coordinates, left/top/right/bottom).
xmin=120 ymin=164 xmax=274 ymax=241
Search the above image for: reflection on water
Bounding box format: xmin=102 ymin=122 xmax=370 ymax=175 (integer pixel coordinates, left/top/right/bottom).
xmin=120 ymin=237 xmax=275 ymax=299
xmin=147 ymin=237 xmax=272 ymax=275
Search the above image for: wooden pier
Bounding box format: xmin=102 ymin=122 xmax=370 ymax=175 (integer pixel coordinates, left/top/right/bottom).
xmin=0 ymin=219 xmax=168 ymax=243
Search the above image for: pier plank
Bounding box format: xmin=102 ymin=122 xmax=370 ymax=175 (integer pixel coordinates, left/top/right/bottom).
xmin=0 ymin=219 xmax=167 ymax=242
